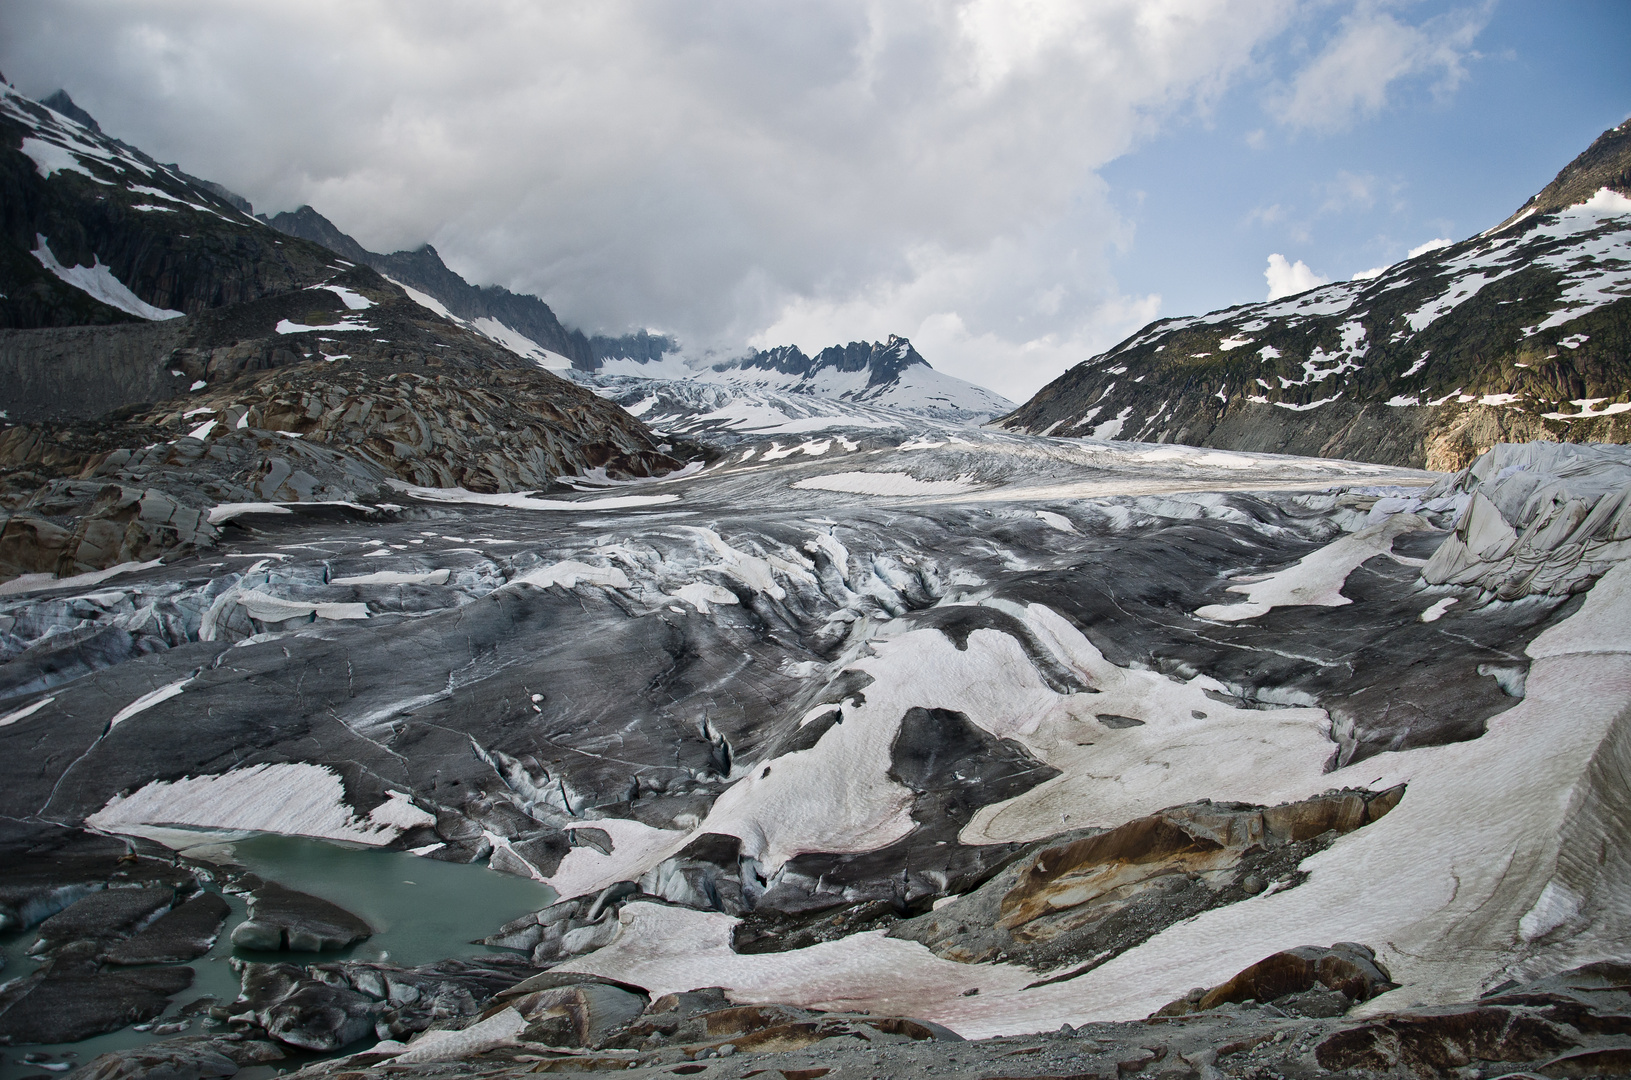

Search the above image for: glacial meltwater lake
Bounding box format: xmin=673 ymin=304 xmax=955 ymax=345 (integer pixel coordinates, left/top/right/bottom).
xmin=0 ymin=833 xmax=556 ymax=1079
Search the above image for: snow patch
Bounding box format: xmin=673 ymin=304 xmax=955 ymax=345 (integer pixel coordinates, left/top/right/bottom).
xmin=275 ymin=318 xmax=374 ymax=334
xmin=791 ymin=472 xmax=980 ymax=496
xmin=108 ymin=677 xmax=192 ymax=729
xmin=0 ymin=697 xmax=56 ymax=729
xmin=511 ymin=561 xmax=631 ymax=591
xmin=1196 ymin=514 xmax=1431 ymax=622
xmin=31 ymin=235 xmax=182 ymax=320
xmin=87 ymin=762 xmax=412 ymax=845
xmin=330 ymin=569 xmax=453 ymax=586
xmin=387 ymin=482 xmax=680 ymax=512
xmin=308 ymin=283 xmax=375 ymax=310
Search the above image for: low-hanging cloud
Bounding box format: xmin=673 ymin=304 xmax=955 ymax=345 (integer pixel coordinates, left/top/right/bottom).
xmin=1 ymin=1 xmax=1483 ymax=399
xmin=1264 ymin=253 xmax=1329 ymax=300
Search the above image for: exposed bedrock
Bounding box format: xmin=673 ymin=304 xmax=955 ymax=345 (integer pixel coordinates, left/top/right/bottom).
xmin=892 ymin=788 xmax=1403 ymax=975
xmin=0 ymin=365 xmax=688 ymax=581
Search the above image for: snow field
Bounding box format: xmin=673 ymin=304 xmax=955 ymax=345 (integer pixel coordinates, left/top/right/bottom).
xmin=87 ymin=762 xmax=434 ymax=845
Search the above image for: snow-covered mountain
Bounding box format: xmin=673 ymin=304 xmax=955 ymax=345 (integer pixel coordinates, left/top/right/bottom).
xmin=585 ymin=334 xmax=1016 ymax=428
xmin=1000 ymin=120 xmax=1631 ymax=470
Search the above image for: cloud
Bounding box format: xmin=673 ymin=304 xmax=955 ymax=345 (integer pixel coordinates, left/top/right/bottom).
xmin=1408 ymin=236 xmax=1454 ymax=257
xmin=1319 ymin=170 xmax=1378 ymax=213
xmin=1264 ymin=253 xmax=1328 ymax=299
xmin=0 ymin=0 xmax=1305 ymax=401
xmin=1245 ymin=203 xmax=1287 ymax=227
xmin=1270 ymin=2 xmax=1491 ymax=133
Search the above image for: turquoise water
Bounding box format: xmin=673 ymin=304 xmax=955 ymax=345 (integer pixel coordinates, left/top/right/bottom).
xmin=0 ymin=834 xmax=555 ymax=1078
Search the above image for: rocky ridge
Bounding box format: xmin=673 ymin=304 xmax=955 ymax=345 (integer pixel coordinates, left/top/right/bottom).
xmin=999 ymin=120 xmax=1631 ymax=470
xmin=263 ymin=205 xmax=595 ymax=370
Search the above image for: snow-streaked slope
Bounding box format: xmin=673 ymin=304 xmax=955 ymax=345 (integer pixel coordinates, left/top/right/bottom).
xmin=388 ymin=277 xmax=573 ymax=370
xmin=1000 ymin=121 xmax=1631 ymax=469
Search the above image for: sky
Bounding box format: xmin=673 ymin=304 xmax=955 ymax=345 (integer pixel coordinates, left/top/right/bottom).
xmin=2 ymin=1 xmax=1628 ymax=402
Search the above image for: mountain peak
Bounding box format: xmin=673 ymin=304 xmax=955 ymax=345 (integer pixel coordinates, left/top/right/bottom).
xmin=1498 ymin=118 xmax=1631 ymax=229
xmin=40 ymin=89 xmax=100 ymax=133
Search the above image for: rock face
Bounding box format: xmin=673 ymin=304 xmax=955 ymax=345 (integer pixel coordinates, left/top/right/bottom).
xmin=0 ymin=86 xmax=346 ymax=328
xmin=998 ymin=120 xmax=1631 ymax=469
xmin=1157 ymin=942 xmax=1396 ymax=1017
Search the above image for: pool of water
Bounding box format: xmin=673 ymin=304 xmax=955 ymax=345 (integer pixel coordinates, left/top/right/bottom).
xmin=0 ymin=834 xmax=555 ymax=1078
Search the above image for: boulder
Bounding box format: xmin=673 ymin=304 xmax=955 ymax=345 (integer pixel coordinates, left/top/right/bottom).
xmin=509 ymin=981 xmax=648 ymax=1048
xmin=231 ymin=961 xmax=381 ymax=1052
xmin=1156 ymin=942 xmax=1395 ymax=1016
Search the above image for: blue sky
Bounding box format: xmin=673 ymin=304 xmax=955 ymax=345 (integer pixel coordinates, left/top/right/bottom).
xmin=1103 ymin=0 xmax=1631 ymax=322
xmin=2 ymin=1 xmax=1628 ymax=400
